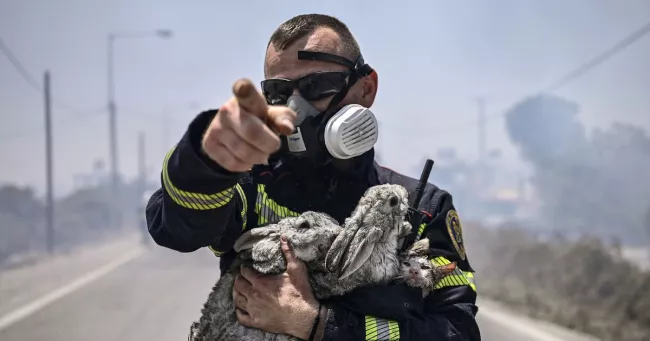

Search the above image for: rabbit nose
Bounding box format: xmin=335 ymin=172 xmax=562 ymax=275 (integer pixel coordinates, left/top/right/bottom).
xmin=410 ymin=269 xmax=418 ymax=275
xmin=389 ymin=196 xmax=399 ymax=207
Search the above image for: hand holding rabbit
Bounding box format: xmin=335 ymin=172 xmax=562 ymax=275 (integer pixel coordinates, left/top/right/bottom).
xmin=233 ymin=236 xmax=322 ymax=340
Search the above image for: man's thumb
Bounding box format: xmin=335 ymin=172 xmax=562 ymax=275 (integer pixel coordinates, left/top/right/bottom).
xmin=280 ymin=235 xmax=298 ymax=266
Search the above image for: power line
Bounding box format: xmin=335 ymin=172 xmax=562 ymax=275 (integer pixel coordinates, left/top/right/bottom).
xmin=1 ymin=34 xmax=198 ymax=142
xmin=439 ymin=18 xmax=650 ymax=136
xmin=0 ymin=35 xmax=106 ymax=116
xmin=0 ymin=36 xmax=41 ymax=90
xmin=0 ymin=110 xmax=105 ymax=142
xmin=488 ymin=19 xmax=650 ymax=121
xmin=0 ymin=105 xmax=194 ymax=142
xmin=543 ymin=19 xmax=650 ymax=93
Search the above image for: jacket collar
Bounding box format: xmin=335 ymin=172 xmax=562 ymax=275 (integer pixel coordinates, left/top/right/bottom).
xmin=273 ymin=148 xmax=378 ymax=183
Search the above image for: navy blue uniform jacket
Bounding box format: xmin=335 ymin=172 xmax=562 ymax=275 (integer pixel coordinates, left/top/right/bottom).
xmin=146 ymin=110 xmax=481 ymax=341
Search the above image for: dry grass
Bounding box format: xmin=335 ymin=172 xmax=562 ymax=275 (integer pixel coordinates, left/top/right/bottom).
xmin=465 ymin=223 xmax=650 ymax=341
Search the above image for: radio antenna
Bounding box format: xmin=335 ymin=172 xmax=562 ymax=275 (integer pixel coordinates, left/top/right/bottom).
xmin=411 ymin=159 xmax=434 ymax=209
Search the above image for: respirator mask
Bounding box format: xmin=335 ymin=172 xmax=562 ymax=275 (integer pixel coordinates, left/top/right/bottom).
xmin=261 ymin=51 xmax=378 ymax=167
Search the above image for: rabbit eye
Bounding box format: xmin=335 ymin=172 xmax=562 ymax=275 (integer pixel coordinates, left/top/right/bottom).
xmin=299 ymin=221 xmax=310 ymax=229
xmin=402 ymin=261 xmax=410 ymax=267
xmin=421 ymin=265 xmax=431 ymax=270
xmin=389 ymin=196 xmax=399 ymax=207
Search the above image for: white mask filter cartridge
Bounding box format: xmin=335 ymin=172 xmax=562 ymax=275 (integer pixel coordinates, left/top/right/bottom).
xmin=323 ymin=104 xmax=379 ymax=159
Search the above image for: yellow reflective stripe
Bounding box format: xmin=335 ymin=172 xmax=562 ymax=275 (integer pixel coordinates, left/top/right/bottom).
xmin=234 ymin=184 xmax=247 ymax=229
xmin=431 ymin=256 xmax=477 ymax=292
xmin=205 ymin=179 xmax=248 ymax=256
xmin=208 ymin=245 xmax=223 ymax=257
xmin=416 ymin=222 xmax=427 ymax=239
xmin=162 ymin=148 xmax=236 ymax=210
xmin=365 ymin=316 xmax=400 ymax=341
xmin=465 ymin=271 xmax=476 ymax=291
xmin=365 ymin=316 xmax=376 ymax=340
xmin=432 ymin=256 xmax=452 ymax=266
xmin=255 ymin=184 xmax=299 ymax=225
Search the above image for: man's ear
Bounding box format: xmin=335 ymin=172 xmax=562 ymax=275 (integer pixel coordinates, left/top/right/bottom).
xmin=359 ymin=70 xmax=378 ymax=108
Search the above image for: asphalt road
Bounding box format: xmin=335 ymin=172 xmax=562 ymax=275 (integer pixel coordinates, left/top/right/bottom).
xmin=0 ymin=238 xmax=600 ymax=341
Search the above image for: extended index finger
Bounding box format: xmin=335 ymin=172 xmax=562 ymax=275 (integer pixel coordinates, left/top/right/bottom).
xmin=232 ymin=78 xmax=296 ymax=136
xmin=232 ymin=78 xmax=268 ymax=119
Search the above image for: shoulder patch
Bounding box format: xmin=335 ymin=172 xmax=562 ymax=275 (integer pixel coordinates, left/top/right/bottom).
xmin=445 ymin=209 xmax=466 ymax=260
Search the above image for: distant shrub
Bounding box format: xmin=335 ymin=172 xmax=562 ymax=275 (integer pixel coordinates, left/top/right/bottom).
xmin=466 ymin=223 xmax=650 ymax=341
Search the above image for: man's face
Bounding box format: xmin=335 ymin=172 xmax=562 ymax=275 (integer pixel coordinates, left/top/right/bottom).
xmin=264 ymin=27 xmax=378 ymax=113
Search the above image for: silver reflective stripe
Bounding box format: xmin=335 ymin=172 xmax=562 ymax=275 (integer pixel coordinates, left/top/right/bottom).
xmin=255 ymin=184 xmax=299 ymax=224
xmin=375 ymin=318 xmax=391 ymax=340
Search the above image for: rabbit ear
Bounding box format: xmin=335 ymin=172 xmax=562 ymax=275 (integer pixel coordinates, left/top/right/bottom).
xmin=398 ymin=222 xmax=412 ymax=239
xmin=325 ymin=229 xmax=356 ymax=273
xmin=439 ymin=262 xmax=457 ymax=275
xmin=338 ymin=228 xmax=383 ymax=280
xmin=408 ymin=238 xmax=430 ymax=257
xmin=233 ymin=227 xmax=276 ymax=252
xmin=343 ymin=196 xmax=374 ymax=230
xmin=396 ymin=222 xmax=412 ymax=250
xmin=326 ymin=202 xmax=370 ymax=271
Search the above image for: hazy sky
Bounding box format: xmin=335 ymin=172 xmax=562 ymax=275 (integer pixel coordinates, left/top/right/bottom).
xmin=1 ymin=0 xmax=649 ymax=197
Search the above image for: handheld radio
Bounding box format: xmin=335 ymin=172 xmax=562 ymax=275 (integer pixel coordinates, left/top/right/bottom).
xmin=400 ymin=159 xmax=434 ymax=252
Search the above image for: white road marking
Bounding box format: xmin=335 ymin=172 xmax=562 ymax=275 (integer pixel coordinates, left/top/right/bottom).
xmin=0 ymin=245 xmax=604 ymax=341
xmin=478 ymin=299 xmax=600 ymax=341
xmin=480 ymin=306 xmax=567 ymax=341
xmin=0 ymin=246 xmax=144 ymax=332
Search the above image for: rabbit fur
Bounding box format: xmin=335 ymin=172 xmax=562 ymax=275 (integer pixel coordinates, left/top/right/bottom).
xmin=189 ymin=184 xmax=447 ymax=341
xmin=324 ymin=184 xmax=413 ymax=286
xmin=189 ymin=211 xmax=343 ymax=341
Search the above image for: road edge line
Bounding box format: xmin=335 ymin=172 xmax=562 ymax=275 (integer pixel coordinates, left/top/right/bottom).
xmin=478 ymin=298 xmax=601 ymax=341
xmin=0 ymin=246 xmax=144 ymax=332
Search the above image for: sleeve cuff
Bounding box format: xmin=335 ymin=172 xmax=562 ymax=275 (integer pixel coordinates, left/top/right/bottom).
xmin=321 ymin=307 xmax=339 ymax=341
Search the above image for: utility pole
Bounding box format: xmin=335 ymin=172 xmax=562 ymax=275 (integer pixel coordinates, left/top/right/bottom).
xmin=161 ymin=102 xmax=200 ymax=158
xmin=43 ymin=71 xmax=54 ymax=253
xmin=106 ymin=30 xmax=172 ymax=230
xmin=137 ymin=131 xmax=147 ymax=194
xmin=474 ymin=97 xmax=488 ymax=210
xmin=107 ymin=34 xmax=121 ymax=230
xmin=645 ymin=206 xmax=650 ymax=267
xmin=477 ymin=97 xmax=486 ymax=165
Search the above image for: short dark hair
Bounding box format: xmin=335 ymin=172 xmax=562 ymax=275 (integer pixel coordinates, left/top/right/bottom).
xmin=268 ymin=14 xmax=361 ymax=59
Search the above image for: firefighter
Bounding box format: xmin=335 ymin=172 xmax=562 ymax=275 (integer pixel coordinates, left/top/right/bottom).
xmin=146 ymin=14 xmax=480 ymax=341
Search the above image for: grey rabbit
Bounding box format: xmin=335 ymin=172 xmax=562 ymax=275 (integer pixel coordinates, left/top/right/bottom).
xmin=189 ymin=184 xmax=444 ymax=341
xmin=324 ymin=184 xmax=413 ymax=287
xmin=189 ymin=211 xmax=343 ymax=341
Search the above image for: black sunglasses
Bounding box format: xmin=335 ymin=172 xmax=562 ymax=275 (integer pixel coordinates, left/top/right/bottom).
xmin=260 ymin=71 xmax=351 ymax=105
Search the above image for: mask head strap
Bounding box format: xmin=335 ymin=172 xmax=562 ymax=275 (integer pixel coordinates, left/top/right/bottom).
xmin=280 ymin=51 xmax=374 ymax=167
xmin=297 ymin=51 xmax=373 ymax=74
xmin=297 ymin=51 xmax=374 ymax=113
